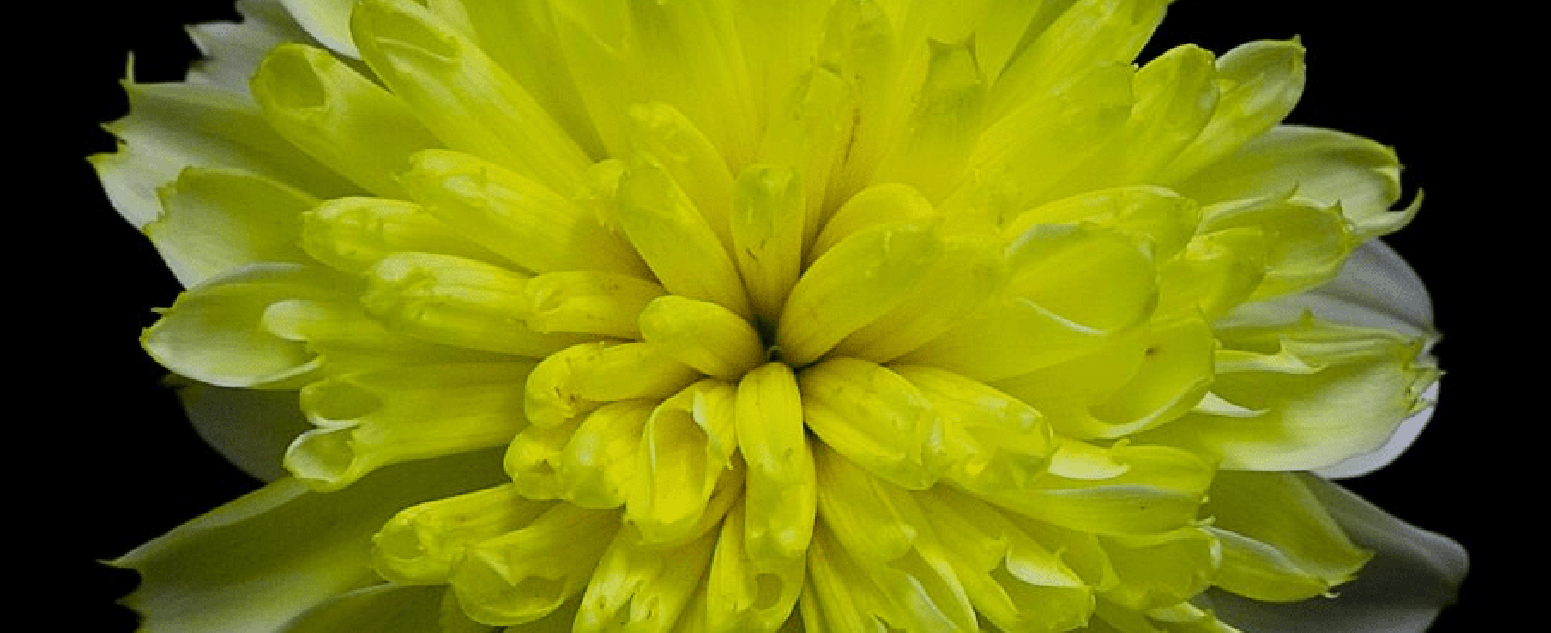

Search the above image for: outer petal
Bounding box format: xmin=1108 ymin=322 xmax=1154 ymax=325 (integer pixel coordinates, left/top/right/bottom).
xmin=1206 ymin=476 xmax=1466 ymax=632
xmin=187 ymin=0 xmax=321 ymax=92
xmin=279 ymin=0 xmax=361 ymax=58
xmin=1222 ymin=240 xmax=1438 ymax=479
xmin=113 ymin=449 xmax=505 ymax=632
xmin=276 ymin=584 xmax=449 ymax=632
xmin=175 ymin=380 xmax=313 ymax=482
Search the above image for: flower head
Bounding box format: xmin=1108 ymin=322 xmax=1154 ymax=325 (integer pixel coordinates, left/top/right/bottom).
xmin=99 ymin=0 xmax=1465 ymax=630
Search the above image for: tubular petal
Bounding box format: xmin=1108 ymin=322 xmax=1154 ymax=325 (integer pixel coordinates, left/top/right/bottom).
xmin=629 ymin=380 xmax=741 ymax=545
xmin=362 ymin=252 xmax=593 ymax=357
xmin=574 ymin=524 xmax=720 ymax=633
xmin=730 ymin=164 xmax=808 ymax=322
xmin=285 ymin=361 xmax=535 ymax=490
xmin=143 ymin=263 xmax=352 ymax=388
xmin=735 ymin=363 xmax=819 ymax=566
xmin=351 ymin=0 xmax=592 ymax=191
xmin=801 ymin=358 xmax=939 ymax=490
xmin=616 ymin=157 xmax=753 ymax=318
xmin=639 ymin=295 xmax=765 ymax=380
xmin=556 ymin=400 xmax=653 ymax=509
xmin=372 ymin=483 xmax=555 ymax=585
xmin=778 ymin=223 xmax=944 ymax=367
xmin=704 ymin=500 xmax=807 ymax=631
xmin=300 ymin=196 xmax=499 ymax=275
xmin=252 ymin=43 xmax=440 ymax=198
xmin=451 ymin=503 xmax=622 ymax=626
xmin=401 ymin=149 xmax=647 ymax=276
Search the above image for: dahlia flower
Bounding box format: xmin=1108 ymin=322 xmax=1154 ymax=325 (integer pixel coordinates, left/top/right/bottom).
xmin=97 ymin=0 xmax=1466 ymax=630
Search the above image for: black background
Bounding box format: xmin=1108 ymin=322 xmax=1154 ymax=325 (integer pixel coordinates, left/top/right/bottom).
xmin=31 ymin=1 xmax=1507 ymax=630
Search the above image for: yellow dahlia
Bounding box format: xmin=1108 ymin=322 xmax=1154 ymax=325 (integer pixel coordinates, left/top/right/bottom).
xmin=97 ymin=0 xmax=1466 ymax=630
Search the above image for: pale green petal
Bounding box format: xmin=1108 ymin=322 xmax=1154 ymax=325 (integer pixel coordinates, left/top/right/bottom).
xmin=95 ymin=79 xmax=355 ymax=231
xmin=1137 ymin=315 xmax=1439 ymax=472
xmin=1205 ymin=476 xmax=1465 ymax=633
xmin=989 ymin=0 xmax=1168 ymax=119
xmin=1179 ymin=126 xmax=1415 ymax=240
xmin=113 ymin=450 xmax=504 ymax=633
xmin=800 ymin=358 xmax=939 ymax=490
xmin=175 ymin=381 xmax=312 ymax=482
xmin=451 ymin=503 xmax=621 ymax=626
xmin=1161 ymin=39 xmax=1307 ymax=183
xmin=252 ymin=43 xmax=440 ymax=198
xmin=1205 ymin=472 xmax=1370 ymax=603
xmin=276 ymin=584 xmax=450 ymax=633
xmin=301 ymin=196 xmax=501 ymax=275
xmin=735 ymin=363 xmax=818 ymax=566
xmin=186 ymin=0 xmax=319 ymax=93
xmin=372 ymin=483 xmax=553 ymax=585
xmin=703 ymin=500 xmax=807 ymax=631
xmin=146 ymin=167 xmax=315 ymax=287
xmin=628 ymin=380 xmax=741 ymax=545
xmin=351 ymin=0 xmax=592 ymax=190
xmin=278 ymin=0 xmax=361 ymax=57
xmin=143 ymin=263 xmax=354 ymax=388
xmin=285 ymin=361 xmax=535 ymax=490
xmin=573 ymin=524 xmax=719 ymax=632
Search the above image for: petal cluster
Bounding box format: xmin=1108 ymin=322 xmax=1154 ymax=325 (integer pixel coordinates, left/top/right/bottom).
xmin=99 ymin=0 xmax=1464 ymax=631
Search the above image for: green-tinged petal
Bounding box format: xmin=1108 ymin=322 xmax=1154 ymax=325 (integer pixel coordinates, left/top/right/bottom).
xmin=400 ymin=149 xmax=647 ymax=276
xmin=523 ymin=341 xmax=700 ymax=430
xmin=451 ymin=503 xmax=621 ymax=626
xmin=361 ymin=252 xmax=594 ymax=357
xmin=973 ymin=443 xmax=1214 ymax=536
xmin=801 ymin=521 xmax=897 ymax=631
xmin=285 ymin=360 xmax=535 ymax=490
xmin=1205 ymin=471 xmax=1370 ymax=603
xmin=902 ymin=223 xmax=1155 ymax=381
xmin=351 ymin=0 xmax=592 ymax=191
xmin=524 ymin=270 xmax=666 ymax=339
xmin=629 ymin=380 xmax=740 ymax=545
xmin=1200 ymin=195 xmax=1355 ymax=300
xmin=143 ymin=263 xmax=353 ymax=388
xmin=989 ymin=0 xmax=1167 ymax=119
xmin=890 ymin=365 xmax=1054 ymax=494
xmin=146 ymin=167 xmax=315 ymax=287
xmin=574 ymin=524 xmax=719 ymax=633
xmin=1099 ymin=527 xmax=1220 ymax=611
xmin=1206 ymin=476 xmax=1465 ymax=633
xmin=1052 ymin=44 xmax=1219 ymax=196
xmin=627 ymin=102 xmax=737 ymax=246
xmin=556 ymin=400 xmax=653 ymax=509
xmin=730 ymin=164 xmax=808 ymax=322
xmin=835 ymin=233 xmax=1007 ymax=363
xmin=301 ymin=196 xmax=500 ymax=275
xmin=735 ymin=363 xmax=818 ymax=566
xmin=1137 ymin=314 xmax=1439 ymax=472
xmin=1162 ymin=39 xmax=1306 ymax=183
xmin=870 ymin=36 xmax=986 ymax=201
xmin=778 ymin=223 xmax=944 ymax=367
xmin=704 ymin=500 xmax=807 ymax=632
xmin=801 ymin=358 xmax=939 ymax=490
xmin=616 ymin=156 xmax=752 ymax=317
xmin=639 ymin=295 xmax=764 ymax=380
xmin=175 ymin=381 xmax=313 ymax=482
xmin=276 ymin=584 xmax=450 ymax=633
xmin=995 ymin=316 xmax=1215 ymax=440
xmin=373 ymin=483 xmax=554 ymax=585
xmin=113 ymin=450 xmax=504 ymax=632
xmin=278 ymin=0 xmax=360 ymax=57
xmin=185 ymin=0 xmax=317 ymax=93
xmin=252 ymin=43 xmax=440 ymax=198
xmin=916 ymin=486 xmax=1095 ymax=632
xmin=1179 ymin=126 xmax=1415 ymax=240
xmin=95 ymin=79 xmax=356 ymax=232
